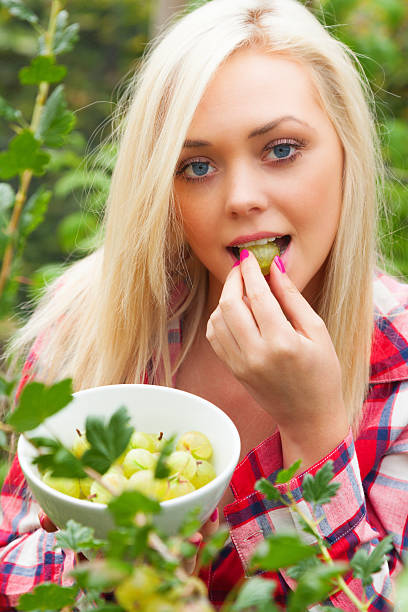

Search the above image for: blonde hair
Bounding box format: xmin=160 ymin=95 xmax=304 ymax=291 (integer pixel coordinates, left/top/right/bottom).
xmin=8 ymin=0 xmax=383 ymax=426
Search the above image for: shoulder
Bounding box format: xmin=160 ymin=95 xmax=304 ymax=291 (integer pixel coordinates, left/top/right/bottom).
xmin=370 ymin=271 xmax=408 ymax=384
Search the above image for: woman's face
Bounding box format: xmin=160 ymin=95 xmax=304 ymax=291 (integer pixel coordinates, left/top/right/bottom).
xmin=174 ymin=48 xmax=344 ymax=308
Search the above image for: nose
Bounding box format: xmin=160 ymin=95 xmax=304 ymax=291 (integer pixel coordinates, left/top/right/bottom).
xmin=224 ymin=162 xmax=269 ymax=217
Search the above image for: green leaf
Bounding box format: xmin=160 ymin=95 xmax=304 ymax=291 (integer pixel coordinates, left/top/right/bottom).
xmin=105 ymin=524 xmax=150 ymax=560
xmin=19 ymin=188 xmax=51 ymax=239
xmin=55 ymin=519 xmax=104 ymax=553
xmin=7 ymin=379 xmax=73 ymax=433
xmin=350 ymin=535 xmax=394 ymax=587
xmin=302 ymin=461 xmax=340 ymax=506
xmin=0 ymin=130 xmax=50 ymax=179
xmin=250 ymin=533 xmax=316 ymax=572
xmin=286 ymin=555 xmax=320 ymax=580
xmin=200 ymin=526 xmax=230 ymax=566
xmin=17 ymin=583 xmax=77 ymax=611
xmin=288 ymin=563 xmax=348 ymax=612
xmin=107 ymin=490 xmax=161 ymax=526
xmin=39 ymin=11 xmax=80 ymax=56
xmin=0 ymin=0 xmax=38 ymax=24
xmin=0 ymin=95 xmax=22 ymax=122
xmin=231 ymin=576 xmax=277 ymax=611
xmin=255 ymin=478 xmax=281 ymax=501
xmin=19 ymin=56 xmax=67 ymax=85
xmin=32 ymin=443 xmax=86 ymax=479
xmin=82 ymin=406 xmax=133 ymax=474
xmin=36 ymin=85 xmax=75 ymax=148
xmin=275 ymin=460 xmax=302 ymax=484
xmin=154 ymin=434 xmax=176 ymax=479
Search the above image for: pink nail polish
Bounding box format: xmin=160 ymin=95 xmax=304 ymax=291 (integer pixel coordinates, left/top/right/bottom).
xmin=232 ymin=260 xmax=240 ymax=268
xmin=240 ymin=249 xmax=249 ymax=262
xmin=210 ymin=507 xmax=218 ymax=522
xmin=274 ymin=255 xmax=285 ymax=273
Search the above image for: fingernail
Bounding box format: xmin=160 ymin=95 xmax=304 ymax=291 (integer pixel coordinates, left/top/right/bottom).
xmin=190 ymin=534 xmax=202 ymax=546
xmin=38 ymin=512 xmax=48 ymax=530
xmin=240 ymin=249 xmax=249 ymax=262
xmin=232 ymin=260 xmax=240 ymax=268
xmin=274 ymin=255 xmax=285 ymax=273
xmin=210 ymin=507 xmax=218 ymax=522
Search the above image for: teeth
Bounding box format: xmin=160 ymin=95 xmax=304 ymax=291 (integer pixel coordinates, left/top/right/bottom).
xmin=236 ymin=237 xmax=277 ymax=248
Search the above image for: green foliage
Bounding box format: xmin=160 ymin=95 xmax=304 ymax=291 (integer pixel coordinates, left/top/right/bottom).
xmin=287 ymin=563 xmax=347 ymax=612
xmin=17 ymin=583 xmax=77 ymax=611
xmin=7 ymin=378 xmax=73 ymax=432
xmin=108 ymin=490 xmax=161 ymax=525
xmin=19 ymin=55 xmax=67 ymax=85
xmin=251 ymin=533 xmax=317 ymax=572
xmin=36 ymin=85 xmax=76 ymax=147
xmin=82 ymin=405 xmax=133 ymax=474
xmin=231 ymin=577 xmax=277 ymax=612
xmin=55 ymin=519 xmax=104 ymax=554
xmin=350 ymin=535 xmax=394 ymax=587
xmin=302 ymin=461 xmax=340 ymax=506
xmin=0 ymin=130 xmax=50 ymax=178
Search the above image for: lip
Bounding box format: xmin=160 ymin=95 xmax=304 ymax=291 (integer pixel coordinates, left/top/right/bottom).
xmin=227 ymin=232 xmax=284 ymax=247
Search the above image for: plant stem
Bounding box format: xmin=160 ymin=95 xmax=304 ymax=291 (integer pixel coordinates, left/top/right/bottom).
xmin=285 ymin=490 xmax=369 ymax=611
xmin=0 ymin=0 xmax=62 ymax=300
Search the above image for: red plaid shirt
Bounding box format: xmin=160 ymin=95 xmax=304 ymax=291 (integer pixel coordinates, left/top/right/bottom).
xmin=0 ymin=272 xmax=407 ymax=611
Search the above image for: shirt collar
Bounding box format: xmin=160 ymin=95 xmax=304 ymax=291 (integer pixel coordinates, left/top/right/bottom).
xmin=370 ymin=273 xmax=408 ymax=383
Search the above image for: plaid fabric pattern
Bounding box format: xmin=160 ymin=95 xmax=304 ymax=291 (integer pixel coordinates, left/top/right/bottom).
xmin=0 ymin=272 xmax=407 ymax=611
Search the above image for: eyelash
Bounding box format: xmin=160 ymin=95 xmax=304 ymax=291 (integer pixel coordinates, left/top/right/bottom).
xmin=176 ymin=138 xmax=307 ymax=183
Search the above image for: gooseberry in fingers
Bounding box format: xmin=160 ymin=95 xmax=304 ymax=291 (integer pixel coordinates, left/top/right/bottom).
xmin=176 ymin=431 xmax=213 ymax=460
xmin=239 ymin=242 xmax=280 ymax=275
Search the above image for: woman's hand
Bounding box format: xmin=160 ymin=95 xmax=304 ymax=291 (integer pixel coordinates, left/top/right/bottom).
xmin=206 ymin=252 xmax=349 ymax=470
xmin=183 ymin=508 xmax=219 ymax=575
xmin=38 ymin=511 xmax=57 ymax=532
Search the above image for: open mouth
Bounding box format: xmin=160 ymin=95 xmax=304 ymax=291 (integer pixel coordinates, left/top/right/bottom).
xmin=227 ymin=235 xmax=291 ymax=275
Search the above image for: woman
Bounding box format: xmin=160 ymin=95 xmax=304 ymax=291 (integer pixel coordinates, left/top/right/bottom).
xmin=1 ymin=0 xmax=407 ymax=609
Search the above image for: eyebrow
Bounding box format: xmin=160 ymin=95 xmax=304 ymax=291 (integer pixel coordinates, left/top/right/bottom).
xmin=182 ymin=115 xmax=313 ymax=148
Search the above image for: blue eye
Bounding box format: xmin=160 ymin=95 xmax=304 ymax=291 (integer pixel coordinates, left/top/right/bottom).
xmin=190 ymin=161 xmax=209 ymax=176
xmin=272 ymin=144 xmax=292 ymax=158
xmin=180 ymin=159 xmax=216 ymax=180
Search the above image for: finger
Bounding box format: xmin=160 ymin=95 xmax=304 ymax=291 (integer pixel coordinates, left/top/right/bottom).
xmin=268 ymin=256 xmax=325 ymax=339
xmin=217 ymin=261 xmax=261 ymax=343
xmin=239 ymin=250 xmax=291 ymax=337
xmin=38 ymin=511 xmax=57 ymax=532
xmin=200 ymin=507 xmax=219 ymax=539
xmin=183 ymin=532 xmax=203 ymax=575
xmin=206 ymin=316 xmax=233 ymax=363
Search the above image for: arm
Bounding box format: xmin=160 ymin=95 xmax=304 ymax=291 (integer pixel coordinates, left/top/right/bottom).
xmin=206 ymin=253 xmax=406 ymax=609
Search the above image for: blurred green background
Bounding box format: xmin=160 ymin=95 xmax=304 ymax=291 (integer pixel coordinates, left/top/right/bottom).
xmin=0 ymin=0 xmax=407 ymax=337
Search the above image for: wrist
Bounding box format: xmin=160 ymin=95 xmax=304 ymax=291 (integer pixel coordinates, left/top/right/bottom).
xmin=279 ymin=412 xmax=349 ymax=473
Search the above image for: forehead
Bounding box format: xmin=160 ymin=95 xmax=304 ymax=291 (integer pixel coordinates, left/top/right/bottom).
xmin=188 ymin=47 xmax=325 ymax=132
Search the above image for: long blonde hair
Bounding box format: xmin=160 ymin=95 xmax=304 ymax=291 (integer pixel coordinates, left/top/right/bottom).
xmin=8 ymin=0 xmax=383 ymax=426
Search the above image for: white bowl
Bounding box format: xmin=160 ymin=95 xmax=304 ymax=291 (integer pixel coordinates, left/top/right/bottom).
xmin=18 ymin=384 xmax=241 ymax=538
